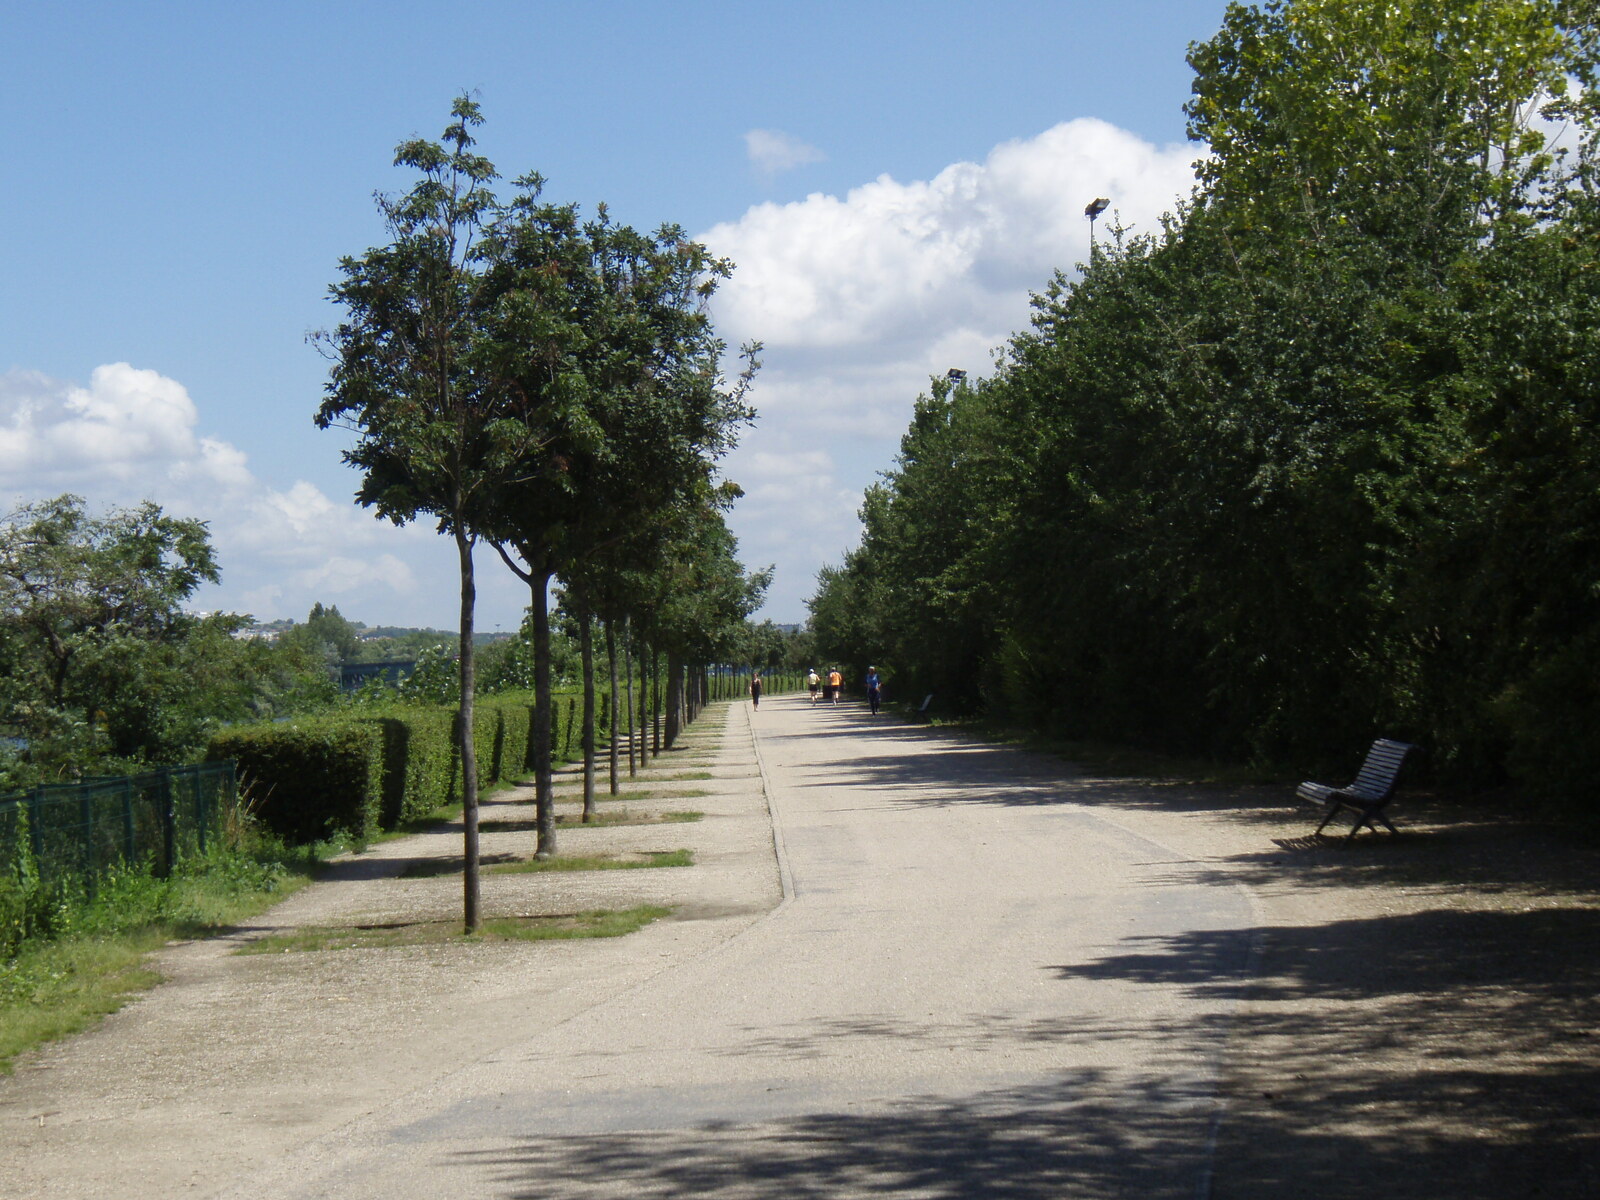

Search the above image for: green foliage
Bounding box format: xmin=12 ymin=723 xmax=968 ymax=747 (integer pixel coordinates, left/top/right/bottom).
xmin=811 ymin=0 xmax=1600 ymax=803
xmin=208 ymin=719 xmax=384 ymax=844
xmin=278 ymin=601 xmax=363 ymax=663
xmin=205 ymin=692 xmax=595 ymax=843
xmin=0 ymin=840 xmax=302 ymax=1072
xmin=0 ymin=495 xmax=278 ymax=781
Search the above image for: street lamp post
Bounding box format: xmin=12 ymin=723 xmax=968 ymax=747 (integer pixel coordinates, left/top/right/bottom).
xmin=1084 ymin=197 xmax=1109 ymax=250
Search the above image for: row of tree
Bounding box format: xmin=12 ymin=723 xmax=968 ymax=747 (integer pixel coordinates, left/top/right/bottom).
xmin=810 ymin=0 xmax=1600 ymax=803
xmin=317 ymin=98 xmax=767 ymax=928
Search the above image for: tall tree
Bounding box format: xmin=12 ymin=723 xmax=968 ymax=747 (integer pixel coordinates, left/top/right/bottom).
xmin=810 ymin=0 xmax=1600 ymax=798
xmin=482 ymin=198 xmax=755 ymax=854
xmin=316 ymin=96 xmax=535 ymax=932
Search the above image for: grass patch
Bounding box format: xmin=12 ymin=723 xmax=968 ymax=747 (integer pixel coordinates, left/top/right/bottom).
xmin=488 ymin=849 xmax=693 ymax=874
xmin=645 ymin=771 xmax=715 ymax=782
xmin=548 ymin=787 xmax=713 ymax=803
xmin=399 ymin=853 xmax=520 ymax=878
xmin=0 ymin=935 xmax=164 ymax=1070
xmin=0 ymin=847 xmax=310 ymax=1073
xmin=401 ymin=847 xmax=696 ymax=878
xmin=238 ymin=905 xmax=672 ymax=954
xmin=480 ymin=810 xmax=702 ymax=832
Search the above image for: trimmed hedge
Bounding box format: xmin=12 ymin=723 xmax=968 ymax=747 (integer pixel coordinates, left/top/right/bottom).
xmin=207 ymin=691 xmax=602 ymax=844
xmin=208 ymin=719 xmax=383 ymax=844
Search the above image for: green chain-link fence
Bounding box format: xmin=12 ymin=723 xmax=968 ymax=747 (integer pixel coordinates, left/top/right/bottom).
xmin=0 ymin=762 xmax=237 ymax=894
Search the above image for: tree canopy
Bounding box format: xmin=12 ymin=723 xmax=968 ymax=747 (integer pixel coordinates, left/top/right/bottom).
xmin=0 ymin=495 xmax=276 ymax=786
xmin=810 ymin=0 xmax=1600 ymax=801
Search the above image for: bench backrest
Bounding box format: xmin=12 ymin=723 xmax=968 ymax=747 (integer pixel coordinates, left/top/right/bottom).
xmin=1352 ymin=738 xmax=1414 ymax=799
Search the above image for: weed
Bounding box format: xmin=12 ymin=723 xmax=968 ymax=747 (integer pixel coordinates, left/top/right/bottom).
xmin=238 ymin=905 xmax=672 ymax=953
xmin=0 ymin=845 xmax=307 ymax=1073
xmin=488 ymin=849 xmax=693 ymax=874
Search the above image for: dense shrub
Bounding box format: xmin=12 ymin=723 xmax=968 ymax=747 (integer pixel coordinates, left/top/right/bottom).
xmin=207 ymin=691 xmax=599 ymax=844
xmin=208 ymin=720 xmax=383 ymax=843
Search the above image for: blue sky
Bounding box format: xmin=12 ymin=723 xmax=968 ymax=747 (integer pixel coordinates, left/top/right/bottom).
xmin=2 ymin=0 xmax=1232 ymax=631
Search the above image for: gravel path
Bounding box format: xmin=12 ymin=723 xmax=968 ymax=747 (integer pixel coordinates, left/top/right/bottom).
xmin=1 ymin=696 xmax=1595 ymax=1199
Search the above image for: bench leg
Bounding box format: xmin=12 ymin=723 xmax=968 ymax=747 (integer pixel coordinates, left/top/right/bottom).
xmin=1346 ymin=805 xmax=1400 ymax=840
xmin=1315 ymin=800 xmax=1347 ymax=837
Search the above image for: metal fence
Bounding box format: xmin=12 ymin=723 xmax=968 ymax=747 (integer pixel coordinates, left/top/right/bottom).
xmin=0 ymin=762 xmax=237 ymax=891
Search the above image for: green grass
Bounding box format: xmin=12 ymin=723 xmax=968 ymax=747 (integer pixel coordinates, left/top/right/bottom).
xmin=0 ymin=935 xmax=165 ymax=1071
xmin=479 ymin=810 xmax=702 ymax=832
xmin=0 ymin=847 xmax=311 ymax=1073
xmin=488 ymin=849 xmax=694 ymax=874
xmin=237 ymin=905 xmax=673 ymax=954
xmin=400 ymin=847 xmax=695 ymax=879
xmin=547 ymin=787 xmax=713 ymax=803
xmin=645 ymin=771 xmax=715 ymax=781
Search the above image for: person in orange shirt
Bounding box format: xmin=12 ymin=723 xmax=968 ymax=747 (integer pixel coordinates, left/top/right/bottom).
xmin=827 ymin=667 xmax=843 ymax=704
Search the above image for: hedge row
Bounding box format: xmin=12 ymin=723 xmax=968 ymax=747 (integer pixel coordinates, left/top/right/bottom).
xmin=206 ymin=691 xmax=603 ymax=844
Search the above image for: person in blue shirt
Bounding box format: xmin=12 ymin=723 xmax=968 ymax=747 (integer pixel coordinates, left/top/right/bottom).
xmin=864 ymin=666 xmax=882 ymax=714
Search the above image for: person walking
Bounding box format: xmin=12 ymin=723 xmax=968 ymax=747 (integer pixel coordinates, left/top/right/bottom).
xmin=807 ymin=668 xmax=821 ymax=703
xmin=749 ymin=673 xmax=762 ymax=710
xmin=865 ymin=666 xmax=882 ymax=715
xmin=828 ymin=667 xmax=843 ymax=704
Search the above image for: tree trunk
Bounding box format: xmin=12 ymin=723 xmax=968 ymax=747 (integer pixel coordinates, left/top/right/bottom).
xmin=530 ymin=568 xmax=556 ymax=859
xmin=606 ymin=618 xmax=620 ymax=796
xmin=454 ymin=524 xmax=481 ymax=933
xmin=651 ymin=648 xmax=662 ymax=757
xmin=665 ymin=652 xmax=683 ymax=749
xmin=624 ymin=622 xmax=637 ymax=778
xmin=580 ymin=600 xmax=596 ymax=823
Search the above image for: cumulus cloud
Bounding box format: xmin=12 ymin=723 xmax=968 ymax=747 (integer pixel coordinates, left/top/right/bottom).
xmin=0 ymin=364 xmax=432 ymax=621
xmin=704 ymin=117 xmax=1200 ymax=618
xmin=708 ymin=118 xmax=1196 ymax=362
xmin=744 ymin=129 xmax=827 ymax=179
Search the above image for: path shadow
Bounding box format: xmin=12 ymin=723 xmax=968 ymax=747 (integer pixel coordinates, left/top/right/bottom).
xmin=1040 ymin=905 xmax=1600 ymax=1198
xmin=445 ymin=1044 xmax=1597 ymax=1199
xmin=452 ymin=1072 xmax=1219 ymax=1200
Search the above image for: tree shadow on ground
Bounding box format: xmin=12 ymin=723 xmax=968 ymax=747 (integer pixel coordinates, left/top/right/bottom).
xmin=740 ymin=720 xmax=1600 ymax=1196
xmin=1182 ymin=818 xmax=1600 ymax=899
xmin=779 ymin=722 xmax=1600 ymax=898
xmin=1044 ymin=906 xmax=1600 ymax=1198
xmin=451 ymin=1072 xmax=1221 ymax=1200
xmin=438 ymin=904 xmax=1599 ymax=1200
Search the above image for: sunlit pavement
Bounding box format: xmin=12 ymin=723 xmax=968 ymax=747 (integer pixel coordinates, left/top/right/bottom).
xmin=224 ymin=694 xmax=1253 ymax=1199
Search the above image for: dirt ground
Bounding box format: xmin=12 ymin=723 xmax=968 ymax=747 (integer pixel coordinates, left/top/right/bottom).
xmin=1082 ymin=777 xmax=1600 ymax=1199
xmin=1 ymin=705 xmax=1596 ymax=1199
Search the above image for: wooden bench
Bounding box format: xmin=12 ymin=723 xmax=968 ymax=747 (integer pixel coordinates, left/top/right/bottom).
xmin=1298 ymin=738 xmax=1414 ymax=840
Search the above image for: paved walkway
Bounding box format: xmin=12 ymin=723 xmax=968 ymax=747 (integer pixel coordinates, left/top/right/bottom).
xmin=2 ymin=695 xmax=1261 ymax=1198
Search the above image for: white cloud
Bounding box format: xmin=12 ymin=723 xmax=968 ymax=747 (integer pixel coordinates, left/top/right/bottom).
xmin=708 ymin=118 xmax=1196 ymax=361
xmin=0 ymin=364 xmax=200 ymax=483
xmin=744 ymin=128 xmax=826 ymax=178
xmin=705 ymin=117 xmax=1200 ymax=620
xmin=0 ymin=364 xmax=439 ymax=623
